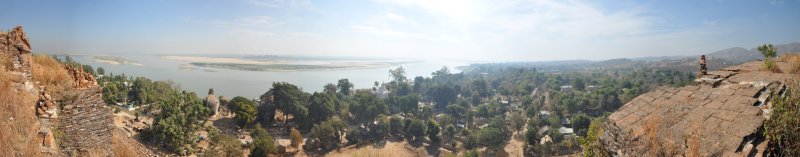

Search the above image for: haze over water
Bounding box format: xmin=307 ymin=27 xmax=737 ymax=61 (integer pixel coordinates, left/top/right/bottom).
xmin=72 ymin=55 xmax=467 ymax=98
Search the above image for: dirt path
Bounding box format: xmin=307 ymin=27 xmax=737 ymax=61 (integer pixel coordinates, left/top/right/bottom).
xmin=503 ymin=123 xmax=528 ymax=157
xmin=325 ymin=140 xmax=429 ymax=157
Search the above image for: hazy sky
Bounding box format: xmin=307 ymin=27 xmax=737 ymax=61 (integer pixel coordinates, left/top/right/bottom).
xmin=1 ymin=0 xmax=799 ymax=61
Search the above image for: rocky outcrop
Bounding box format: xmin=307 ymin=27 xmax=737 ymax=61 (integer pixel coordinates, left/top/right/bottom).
xmin=1 ymin=26 xmax=33 ymax=74
xmin=204 ymin=89 xmax=220 ymax=117
xmin=36 ymin=86 xmax=58 ymax=118
xmin=1 ymin=26 xmax=34 ymax=91
xmin=600 ymin=60 xmax=797 ymax=156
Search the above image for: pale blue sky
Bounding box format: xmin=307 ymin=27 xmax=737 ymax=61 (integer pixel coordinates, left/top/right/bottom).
xmin=1 ymin=0 xmax=799 ymax=61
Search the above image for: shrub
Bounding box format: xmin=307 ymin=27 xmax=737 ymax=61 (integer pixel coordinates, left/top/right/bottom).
xmin=579 ymin=118 xmax=609 ymax=157
xmin=230 ymin=96 xmax=257 ymax=127
xmin=764 ymin=81 xmax=800 ymax=156
xmin=290 ymin=128 xmax=303 ymax=147
xmin=427 ymin=120 xmax=441 ymax=145
xmin=250 ymin=132 xmax=277 ymax=156
xmin=758 ymin=44 xmax=780 ymax=72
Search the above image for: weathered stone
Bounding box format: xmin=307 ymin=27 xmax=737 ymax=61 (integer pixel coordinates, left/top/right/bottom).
xmin=600 ymin=61 xmax=796 ymax=156
xmin=43 ymin=131 xmax=54 ymax=147
xmin=65 ymin=65 xmax=97 ymax=89
xmin=58 ymin=87 xmax=113 ymax=155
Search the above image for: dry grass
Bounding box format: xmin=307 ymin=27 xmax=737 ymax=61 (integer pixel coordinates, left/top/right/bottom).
xmin=31 ymin=54 xmax=73 ymax=91
xmin=779 ymin=53 xmax=800 ymax=74
xmin=642 ymin=115 xmax=679 ymax=156
xmin=0 ymin=52 xmax=11 ymax=71
xmin=112 ymin=131 xmax=137 ymax=157
xmin=326 ymin=140 xmax=426 ymax=157
xmin=0 ymin=69 xmax=42 ymax=156
xmin=685 ymin=120 xmax=703 ymax=157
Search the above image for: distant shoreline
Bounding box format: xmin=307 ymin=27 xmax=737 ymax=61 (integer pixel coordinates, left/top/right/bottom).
xmin=91 ymin=56 xmax=145 ymax=66
xmin=162 ymin=55 xmax=413 ymax=71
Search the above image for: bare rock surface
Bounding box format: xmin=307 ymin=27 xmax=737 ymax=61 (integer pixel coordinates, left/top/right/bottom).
xmin=600 ymin=61 xmax=797 ymax=156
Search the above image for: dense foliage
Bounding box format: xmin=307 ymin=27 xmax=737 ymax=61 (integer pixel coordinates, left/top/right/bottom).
xmin=764 ymin=83 xmax=800 ymax=156
xmin=229 ymin=96 xmax=257 ymax=127
xmin=146 ymin=91 xmax=211 ymax=154
xmin=250 ymin=125 xmax=277 ymax=156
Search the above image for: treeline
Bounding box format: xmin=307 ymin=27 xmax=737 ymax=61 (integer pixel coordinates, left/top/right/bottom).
xmin=89 ymin=56 xmax=695 ymax=156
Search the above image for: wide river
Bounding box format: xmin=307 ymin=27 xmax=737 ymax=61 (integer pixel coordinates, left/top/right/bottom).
xmin=72 ymin=55 xmax=468 ymax=99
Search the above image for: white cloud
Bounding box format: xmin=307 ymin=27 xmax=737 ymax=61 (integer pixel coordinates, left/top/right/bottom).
xmin=352 ymin=0 xmax=666 ymax=60
xmin=384 ymin=12 xmax=406 ymax=22
xmin=191 ymin=0 xmax=751 ymax=61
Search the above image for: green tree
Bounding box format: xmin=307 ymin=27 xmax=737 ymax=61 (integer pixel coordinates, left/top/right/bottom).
xmin=571 ymin=114 xmax=592 ymax=137
xmin=443 ymin=124 xmax=456 ymax=143
xmin=420 ymin=106 xmax=433 ymax=120
xmin=148 ymin=91 xmax=211 ymax=154
xmin=407 ymin=119 xmax=427 ymax=142
xmin=478 ymin=127 xmax=507 ymax=151
xmin=96 ymin=67 xmax=105 ymax=75
xmin=250 ymin=125 xmax=277 ymax=156
xmin=349 ymin=90 xmax=388 ymax=124
xmin=430 ymin=85 xmax=457 ymax=110
xmin=427 ymin=120 xmax=441 ymax=145
xmin=310 ymin=117 xmax=348 ymax=150
xmin=230 ymin=96 xmax=257 ymax=127
xmin=573 ymin=77 xmax=585 ymax=91
xmin=526 ymin=126 xmax=539 ymax=146
xmin=758 ymin=44 xmax=779 ymax=71
xmin=389 ymin=94 xmax=419 ymax=114
xmin=447 ymin=104 xmax=466 ymax=120
xmin=271 ymin=82 xmax=305 ymax=125
xmin=337 ymin=79 xmax=353 ymax=96
xmin=509 ymin=111 xmax=527 ymax=135
xmin=323 ymin=83 xmax=337 ymax=95
xmin=462 ymin=134 xmax=479 ymax=149
xmin=389 ymin=66 xmax=407 ymax=83
xmin=471 ymin=92 xmax=481 ymax=106
xmin=472 ymin=79 xmax=489 ymax=97
xmin=389 ymin=116 xmax=404 ymax=135
xmin=82 ymin=64 xmax=95 ymax=75
xmin=308 ymin=92 xmax=335 ymax=124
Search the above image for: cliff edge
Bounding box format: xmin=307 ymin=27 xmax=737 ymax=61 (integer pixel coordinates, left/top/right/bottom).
xmin=599 ymin=60 xmax=797 ymax=156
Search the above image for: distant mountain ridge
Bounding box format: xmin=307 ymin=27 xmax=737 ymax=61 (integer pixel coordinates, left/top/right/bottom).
xmin=461 ymin=42 xmax=800 ymax=74
xmin=706 ymin=42 xmax=800 ymax=62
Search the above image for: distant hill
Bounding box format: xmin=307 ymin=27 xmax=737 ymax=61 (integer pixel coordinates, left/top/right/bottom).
xmin=706 ymin=42 xmax=800 ymax=63
xmin=462 ymin=42 xmax=800 ymax=74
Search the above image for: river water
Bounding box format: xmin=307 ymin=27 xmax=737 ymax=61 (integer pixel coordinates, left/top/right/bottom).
xmin=72 ymin=55 xmax=468 ymax=98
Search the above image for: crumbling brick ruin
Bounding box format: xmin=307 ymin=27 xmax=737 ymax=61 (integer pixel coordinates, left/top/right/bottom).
xmin=59 ymin=64 xmax=113 ymax=156
xmin=36 ymin=86 xmax=60 ymax=154
xmin=0 ymin=26 xmax=32 ymax=74
xmin=37 ymin=86 xmax=58 ymax=118
xmin=66 ymin=64 xmax=97 ymax=89
xmin=3 ymin=26 xmax=114 ymax=156
xmin=600 ymin=61 xmax=797 ymax=156
xmin=58 ymin=87 xmax=114 ymax=156
xmin=1 ymin=26 xmax=34 ymax=90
